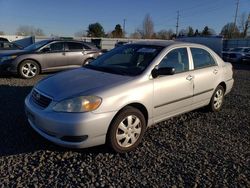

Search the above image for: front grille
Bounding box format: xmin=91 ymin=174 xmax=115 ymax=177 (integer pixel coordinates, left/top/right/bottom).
xmin=31 ymin=89 xmax=52 ymax=108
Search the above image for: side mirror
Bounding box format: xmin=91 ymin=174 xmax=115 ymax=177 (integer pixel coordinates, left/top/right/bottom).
xmin=151 ymin=67 xmax=175 ymax=78
xmin=42 ymin=47 xmax=51 ymax=53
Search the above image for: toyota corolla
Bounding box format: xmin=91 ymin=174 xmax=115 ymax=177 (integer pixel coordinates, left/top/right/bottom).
xmin=25 ymin=41 xmax=234 ymax=153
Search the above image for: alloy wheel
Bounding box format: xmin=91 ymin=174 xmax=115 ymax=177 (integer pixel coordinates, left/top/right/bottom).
xmin=21 ymin=62 xmax=38 ymax=78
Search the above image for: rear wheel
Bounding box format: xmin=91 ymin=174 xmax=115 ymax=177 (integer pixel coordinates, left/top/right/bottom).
xmin=19 ymin=60 xmax=40 ymax=79
xmin=107 ymin=107 xmax=146 ymax=153
xmin=208 ymin=85 xmax=225 ymax=112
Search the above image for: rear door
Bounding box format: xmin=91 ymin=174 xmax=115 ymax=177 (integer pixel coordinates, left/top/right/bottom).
xmin=65 ymin=42 xmax=85 ymax=67
xmin=190 ymin=47 xmax=220 ymax=106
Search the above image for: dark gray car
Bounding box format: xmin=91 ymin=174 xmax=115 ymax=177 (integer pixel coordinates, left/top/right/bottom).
xmin=0 ymin=40 xmax=102 ymax=78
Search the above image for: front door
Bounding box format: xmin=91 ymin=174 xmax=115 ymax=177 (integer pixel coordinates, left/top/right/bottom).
xmin=42 ymin=42 xmax=68 ymax=70
xmin=153 ymin=47 xmax=193 ymax=123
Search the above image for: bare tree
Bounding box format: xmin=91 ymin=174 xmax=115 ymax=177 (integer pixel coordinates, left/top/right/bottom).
xmin=156 ymin=29 xmax=173 ymax=40
xmin=221 ymin=22 xmax=240 ymax=39
xmin=141 ymin=14 xmax=154 ymax=39
xmin=238 ymin=12 xmax=250 ymax=38
xmin=0 ymin=31 xmax=4 ymax=35
xmin=74 ymin=30 xmax=87 ymax=37
xmin=16 ymin=25 xmax=45 ymax=36
xmin=130 ymin=30 xmax=142 ymax=39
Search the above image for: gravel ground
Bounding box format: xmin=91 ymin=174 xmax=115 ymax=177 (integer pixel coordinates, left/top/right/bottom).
xmin=0 ymin=65 xmax=249 ymax=187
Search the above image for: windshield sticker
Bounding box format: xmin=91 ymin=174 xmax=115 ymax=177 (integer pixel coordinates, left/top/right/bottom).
xmin=137 ymin=48 xmax=156 ymax=53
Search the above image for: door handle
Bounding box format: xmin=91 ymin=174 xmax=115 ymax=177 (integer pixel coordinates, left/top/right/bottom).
xmin=213 ymin=69 xmax=218 ymax=74
xmin=62 ymin=52 xmax=66 ymax=55
xmin=186 ymin=75 xmax=193 ymax=81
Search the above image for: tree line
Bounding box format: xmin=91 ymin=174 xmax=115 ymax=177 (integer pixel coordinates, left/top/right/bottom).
xmin=0 ymin=12 xmax=249 ymax=39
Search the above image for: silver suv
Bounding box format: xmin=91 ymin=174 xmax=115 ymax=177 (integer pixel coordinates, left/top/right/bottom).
xmin=25 ymin=41 xmax=234 ymax=153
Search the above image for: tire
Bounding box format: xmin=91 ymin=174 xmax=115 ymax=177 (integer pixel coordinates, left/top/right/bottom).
xmin=107 ymin=106 xmax=146 ymax=153
xmin=208 ymin=85 xmax=225 ymax=112
xmin=83 ymin=58 xmax=94 ymax=66
xmin=19 ymin=60 xmax=40 ymax=79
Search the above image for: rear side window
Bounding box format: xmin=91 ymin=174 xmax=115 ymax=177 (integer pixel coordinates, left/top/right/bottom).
xmin=191 ymin=48 xmax=216 ymax=69
xmin=158 ymin=48 xmax=189 ymax=73
xmin=67 ymin=42 xmax=83 ymax=51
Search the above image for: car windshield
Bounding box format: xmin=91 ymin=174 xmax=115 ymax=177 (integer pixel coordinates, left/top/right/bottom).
xmin=24 ymin=40 xmax=50 ymax=51
xmin=85 ymin=44 xmax=163 ymax=76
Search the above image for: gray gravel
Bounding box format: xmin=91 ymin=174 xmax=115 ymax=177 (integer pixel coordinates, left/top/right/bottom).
xmin=0 ymin=65 xmax=249 ymax=187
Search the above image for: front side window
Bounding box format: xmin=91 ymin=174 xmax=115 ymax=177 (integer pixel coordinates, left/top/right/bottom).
xmin=158 ymin=48 xmax=189 ymax=73
xmin=85 ymin=44 xmax=163 ymax=76
xmin=67 ymin=42 xmax=83 ymax=51
xmin=191 ymin=48 xmax=216 ymax=69
xmin=48 ymin=42 xmax=64 ymax=52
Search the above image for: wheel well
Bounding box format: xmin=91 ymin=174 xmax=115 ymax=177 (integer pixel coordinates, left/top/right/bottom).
xmin=113 ymin=103 xmax=149 ymax=126
xmin=18 ymin=59 xmax=42 ymax=73
xmin=106 ymin=103 xmax=149 ymax=144
xmin=219 ymin=82 xmax=226 ymax=92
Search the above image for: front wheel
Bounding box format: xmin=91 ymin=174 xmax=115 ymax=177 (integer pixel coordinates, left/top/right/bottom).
xmin=107 ymin=107 xmax=146 ymax=153
xmin=19 ymin=60 xmax=40 ymax=79
xmin=208 ymin=85 xmax=225 ymax=112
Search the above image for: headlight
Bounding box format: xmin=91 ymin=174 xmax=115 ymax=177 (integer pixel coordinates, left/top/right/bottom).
xmin=0 ymin=55 xmax=17 ymax=63
xmin=53 ymin=96 xmax=102 ymax=112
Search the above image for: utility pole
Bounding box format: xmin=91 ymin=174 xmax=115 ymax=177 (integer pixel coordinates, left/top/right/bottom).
xmin=123 ymin=19 xmax=126 ymax=37
xmin=233 ymin=0 xmax=239 ymax=33
xmin=176 ymin=11 xmax=180 ymax=36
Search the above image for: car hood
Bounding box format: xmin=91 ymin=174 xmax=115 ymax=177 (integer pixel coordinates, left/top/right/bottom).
xmin=35 ymin=68 xmax=132 ymax=101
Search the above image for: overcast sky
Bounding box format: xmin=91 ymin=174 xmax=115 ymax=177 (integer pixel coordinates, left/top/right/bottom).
xmin=0 ymin=0 xmax=249 ymax=36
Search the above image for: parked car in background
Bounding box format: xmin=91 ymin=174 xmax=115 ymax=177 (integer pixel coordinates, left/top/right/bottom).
xmin=0 ymin=41 xmax=23 ymax=50
xmin=25 ymin=41 xmax=234 ymax=153
xmin=243 ymin=53 xmax=250 ymax=63
xmin=222 ymin=47 xmax=250 ymax=63
xmin=0 ymin=40 xmax=102 ymax=78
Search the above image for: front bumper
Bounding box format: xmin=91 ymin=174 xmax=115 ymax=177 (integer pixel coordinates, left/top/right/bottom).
xmin=25 ymin=93 xmax=117 ymax=148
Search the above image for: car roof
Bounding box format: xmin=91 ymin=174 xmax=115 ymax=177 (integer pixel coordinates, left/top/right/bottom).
xmin=132 ymin=40 xmax=198 ymax=48
xmin=48 ymin=39 xmax=84 ymax=43
xmin=133 ymin=40 xmax=176 ymax=46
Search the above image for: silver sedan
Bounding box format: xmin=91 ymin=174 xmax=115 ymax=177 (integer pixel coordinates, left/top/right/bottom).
xmin=25 ymin=41 xmax=234 ymax=153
